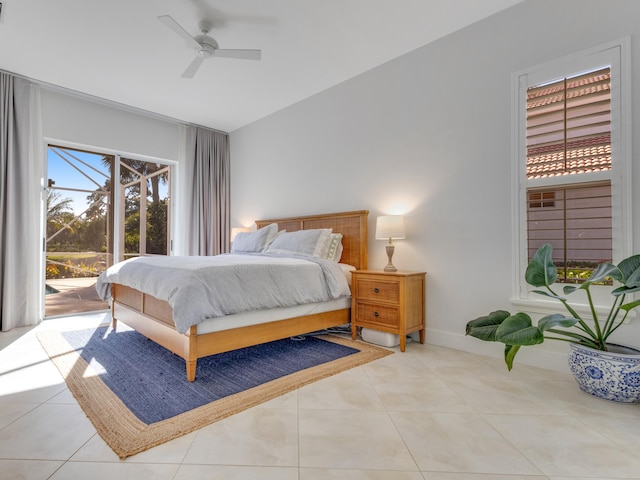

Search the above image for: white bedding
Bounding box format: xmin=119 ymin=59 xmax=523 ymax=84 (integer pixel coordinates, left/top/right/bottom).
xmin=194 ymin=297 xmax=351 ymax=334
xmin=96 ymin=253 xmax=352 ymax=334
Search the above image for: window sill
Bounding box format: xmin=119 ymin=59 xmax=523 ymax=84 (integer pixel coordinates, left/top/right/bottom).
xmin=509 ymin=297 xmax=637 ymax=321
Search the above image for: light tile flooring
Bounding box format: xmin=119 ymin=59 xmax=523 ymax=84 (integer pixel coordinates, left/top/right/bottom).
xmin=1 ymin=313 xmax=640 ymax=480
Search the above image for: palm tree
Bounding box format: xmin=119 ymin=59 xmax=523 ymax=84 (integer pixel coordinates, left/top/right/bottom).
xmin=46 ymin=190 xmax=74 ymax=239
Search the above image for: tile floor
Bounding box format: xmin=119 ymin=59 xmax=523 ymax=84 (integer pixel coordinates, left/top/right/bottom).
xmin=1 ymin=313 xmax=640 ymax=480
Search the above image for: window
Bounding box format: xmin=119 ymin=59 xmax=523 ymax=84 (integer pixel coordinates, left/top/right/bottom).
xmin=528 ymin=190 xmax=555 ymax=209
xmin=513 ymin=39 xmax=631 ymax=303
xmin=526 ymin=67 xmax=613 ymax=283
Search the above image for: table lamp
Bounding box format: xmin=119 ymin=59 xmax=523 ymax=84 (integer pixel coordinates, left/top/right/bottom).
xmin=375 ymin=215 xmax=405 ymax=272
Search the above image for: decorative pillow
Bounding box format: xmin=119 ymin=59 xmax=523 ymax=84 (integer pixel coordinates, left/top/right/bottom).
xmin=325 ymin=233 xmax=343 ymax=262
xmin=231 ymin=223 xmax=279 ymax=253
xmin=265 ymin=228 xmax=332 ymax=257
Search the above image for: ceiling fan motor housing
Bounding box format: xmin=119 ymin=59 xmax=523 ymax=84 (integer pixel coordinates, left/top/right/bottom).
xmin=194 ymin=35 xmax=218 ymax=58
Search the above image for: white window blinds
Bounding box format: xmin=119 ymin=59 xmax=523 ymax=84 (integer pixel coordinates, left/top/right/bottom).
xmin=526 ymin=68 xmax=611 ymax=179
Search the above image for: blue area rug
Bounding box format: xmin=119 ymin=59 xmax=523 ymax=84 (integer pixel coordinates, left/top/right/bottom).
xmin=38 ymin=324 xmax=392 ymax=458
xmin=61 ymin=326 xmax=359 ymax=423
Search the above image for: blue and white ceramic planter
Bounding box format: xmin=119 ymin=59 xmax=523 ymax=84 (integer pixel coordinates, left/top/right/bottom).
xmin=568 ymin=343 xmax=640 ymax=404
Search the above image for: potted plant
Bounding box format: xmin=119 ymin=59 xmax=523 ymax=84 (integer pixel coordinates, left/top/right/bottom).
xmin=466 ymin=243 xmax=640 ymax=403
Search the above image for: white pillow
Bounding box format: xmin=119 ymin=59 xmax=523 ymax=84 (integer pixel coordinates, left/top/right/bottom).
xmin=231 ymin=223 xmax=279 ymax=253
xmin=265 ymin=228 xmax=332 ymax=257
xmin=325 ymin=233 xmax=343 ymax=262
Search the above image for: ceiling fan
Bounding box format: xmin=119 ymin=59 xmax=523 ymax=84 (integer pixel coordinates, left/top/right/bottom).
xmin=158 ymin=15 xmax=261 ymax=78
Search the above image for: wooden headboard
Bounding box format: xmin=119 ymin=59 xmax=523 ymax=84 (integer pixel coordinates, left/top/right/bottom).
xmin=255 ymin=210 xmax=368 ymax=270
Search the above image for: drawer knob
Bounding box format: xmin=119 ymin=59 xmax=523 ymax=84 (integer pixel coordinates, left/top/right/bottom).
xmin=373 ymin=288 xmax=379 ymax=293
xmin=373 ymin=311 xmax=379 ymax=317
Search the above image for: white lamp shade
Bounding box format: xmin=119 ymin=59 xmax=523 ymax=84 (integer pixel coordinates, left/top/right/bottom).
xmin=375 ymin=215 xmax=406 ymax=240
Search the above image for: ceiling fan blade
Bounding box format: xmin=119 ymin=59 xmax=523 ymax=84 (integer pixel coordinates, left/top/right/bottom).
xmin=158 ymin=15 xmax=201 ymax=50
xmin=213 ymin=49 xmax=262 ymax=61
xmin=181 ymin=56 xmax=204 ymax=78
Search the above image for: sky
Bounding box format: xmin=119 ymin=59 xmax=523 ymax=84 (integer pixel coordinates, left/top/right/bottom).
xmin=47 ymin=146 xmax=168 ymax=214
xmin=47 ymin=147 xmax=111 ymax=214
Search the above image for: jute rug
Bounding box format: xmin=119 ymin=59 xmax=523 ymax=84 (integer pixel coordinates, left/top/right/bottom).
xmin=37 ymin=324 xmax=392 ymax=459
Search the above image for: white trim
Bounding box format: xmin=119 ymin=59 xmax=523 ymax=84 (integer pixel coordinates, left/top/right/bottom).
xmin=525 ymin=171 xmax=611 ymax=189
xmin=30 ymin=84 xmax=46 ymax=324
xmin=510 ymin=71 xmax=528 ymax=299
xmin=44 ymin=137 xmax=177 ymax=168
xmin=617 ymin=36 xmax=633 ymax=261
xmin=515 ymin=37 xmax=628 ymax=88
xmin=113 ymin=155 xmax=122 ymax=263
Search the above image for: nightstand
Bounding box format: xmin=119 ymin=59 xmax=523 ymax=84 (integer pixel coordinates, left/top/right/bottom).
xmin=350 ymin=270 xmax=426 ymax=352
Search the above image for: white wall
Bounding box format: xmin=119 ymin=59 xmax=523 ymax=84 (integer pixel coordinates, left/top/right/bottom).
xmin=230 ymin=0 xmax=640 ymax=371
xmin=41 ymin=89 xmax=182 ymax=162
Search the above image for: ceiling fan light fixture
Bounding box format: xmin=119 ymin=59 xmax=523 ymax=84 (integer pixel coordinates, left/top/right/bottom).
xmin=196 ymin=42 xmax=216 ymax=58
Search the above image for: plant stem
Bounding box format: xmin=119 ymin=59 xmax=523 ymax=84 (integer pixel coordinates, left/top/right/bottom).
xmin=585 ymin=287 xmax=604 ymax=349
xmin=548 ymin=286 xmax=598 ymax=341
xmin=544 ymin=328 xmax=600 ymax=350
xmin=602 ymin=294 xmax=624 ymax=340
xmin=606 ymin=304 xmax=630 ymax=340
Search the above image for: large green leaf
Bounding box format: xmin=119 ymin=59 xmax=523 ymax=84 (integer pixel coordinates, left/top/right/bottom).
xmin=612 ymin=284 xmax=640 ymax=296
xmin=616 ymin=254 xmax=640 ymax=285
xmin=563 ymin=262 xmax=618 ymax=294
xmin=537 ymin=314 xmax=579 ymax=332
xmin=628 ymin=270 xmax=640 ymax=286
xmin=525 ymin=244 xmax=557 ymax=288
xmin=466 ymin=310 xmax=510 ymax=341
xmin=495 ymin=312 xmax=544 ymax=346
xmin=532 ymin=289 xmax=566 ymax=301
xmin=622 ymin=262 xmax=640 ymax=288
xmin=620 ymin=298 xmax=640 ymax=312
xmin=504 ymin=344 xmax=521 ymax=371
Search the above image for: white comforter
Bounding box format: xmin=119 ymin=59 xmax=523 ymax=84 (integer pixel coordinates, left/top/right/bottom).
xmin=96 ymin=253 xmax=351 ymax=334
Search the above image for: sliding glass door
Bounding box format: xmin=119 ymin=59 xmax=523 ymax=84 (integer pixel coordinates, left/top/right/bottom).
xmin=45 ymin=146 xmax=112 ymax=317
xmin=45 ymin=146 xmax=172 ymax=317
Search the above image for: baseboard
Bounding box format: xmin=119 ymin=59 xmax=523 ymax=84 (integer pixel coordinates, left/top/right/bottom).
xmin=421 ymin=328 xmax=571 ymax=373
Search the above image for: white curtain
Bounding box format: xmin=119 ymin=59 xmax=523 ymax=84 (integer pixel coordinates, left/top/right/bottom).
xmin=0 ymin=73 xmax=42 ymax=331
xmin=185 ymin=126 xmax=230 ymax=256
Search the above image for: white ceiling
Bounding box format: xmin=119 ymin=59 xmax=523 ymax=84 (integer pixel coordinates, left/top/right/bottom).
xmin=0 ymin=0 xmax=523 ymax=132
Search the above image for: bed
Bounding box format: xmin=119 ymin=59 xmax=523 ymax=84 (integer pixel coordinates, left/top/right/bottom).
xmin=103 ymin=210 xmax=369 ymax=381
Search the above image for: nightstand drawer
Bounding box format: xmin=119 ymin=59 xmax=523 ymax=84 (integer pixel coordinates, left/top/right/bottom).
xmin=353 ymin=278 xmax=399 ymax=303
xmin=354 ymin=302 xmax=399 ymax=327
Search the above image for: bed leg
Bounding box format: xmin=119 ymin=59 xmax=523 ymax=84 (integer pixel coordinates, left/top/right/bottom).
xmin=185 ymin=327 xmax=198 ymax=381
xmin=111 ymin=305 xmax=117 ymax=330
xmin=186 ymin=361 xmax=196 ymax=382
xmin=110 ymin=285 xmax=118 ymax=330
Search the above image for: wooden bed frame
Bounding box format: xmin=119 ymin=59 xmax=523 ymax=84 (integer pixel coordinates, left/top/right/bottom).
xmin=110 ymin=210 xmax=369 ymax=381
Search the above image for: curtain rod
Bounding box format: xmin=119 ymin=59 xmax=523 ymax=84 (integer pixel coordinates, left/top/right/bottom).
xmin=0 ymin=68 xmax=228 ymax=135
